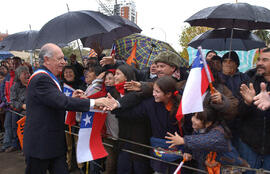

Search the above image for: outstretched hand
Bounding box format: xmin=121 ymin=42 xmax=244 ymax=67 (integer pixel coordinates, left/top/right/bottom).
xmin=104 ymin=93 xmax=119 ymax=111
xmin=100 ymin=54 xmax=116 ymax=67
xmin=124 ymin=80 xmax=141 ymax=91
xmin=254 ymin=82 xmax=270 ymax=111
xmin=96 ymin=72 xmax=105 ymax=80
xmin=72 ymin=90 xmax=86 ymax=99
xmin=94 ymin=93 xmax=119 ymax=111
xmin=165 ymin=132 xmax=184 ymax=148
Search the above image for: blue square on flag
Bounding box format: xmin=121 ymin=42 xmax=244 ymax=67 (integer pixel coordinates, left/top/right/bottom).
xmin=80 ymin=112 xmax=94 ymax=128
xmin=63 ymin=84 xmax=74 ymax=97
xmin=192 ymin=51 xmax=204 ymax=68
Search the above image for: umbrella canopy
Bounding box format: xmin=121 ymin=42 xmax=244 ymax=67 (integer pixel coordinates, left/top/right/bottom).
xmin=0 ymin=30 xmax=39 ymax=51
xmin=188 ymin=28 xmax=265 ymax=51
xmin=81 ymin=15 xmax=142 ymax=49
xmin=0 ymin=51 xmax=14 ymax=60
xmin=185 ymin=3 xmax=270 ymax=30
xmin=115 ymin=33 xmax=188 ymax=69
xmin=34 ymin=10 xmax=122 ymax=49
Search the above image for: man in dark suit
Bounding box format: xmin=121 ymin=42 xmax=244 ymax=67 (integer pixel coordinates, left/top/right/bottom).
xmin=23 ymin=43 xmax=106 ymax=174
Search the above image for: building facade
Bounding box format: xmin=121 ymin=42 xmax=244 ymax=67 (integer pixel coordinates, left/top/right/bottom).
xmin=98 ymin=0 xmax=137 ymax=24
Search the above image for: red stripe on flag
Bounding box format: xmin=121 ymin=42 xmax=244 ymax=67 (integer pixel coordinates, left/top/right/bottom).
xmin=176 ymin=101 xmax=183 ymax=136
xmin=65 ymin=111 xmax=76 ymax=126
xmin=89 ymin=112 xmax=108 ymax=160
xmin=201 ymin=65 xmax=214 ymax=95
xmin=201 ymin=68 xmax=209 ymax=95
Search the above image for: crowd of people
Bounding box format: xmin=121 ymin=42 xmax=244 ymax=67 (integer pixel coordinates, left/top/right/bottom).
xmin=0 ymin=43 xmax=269 ymax=174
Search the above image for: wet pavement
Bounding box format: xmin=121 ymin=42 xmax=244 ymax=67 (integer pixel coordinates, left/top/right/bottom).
xmin=0 ymin=132 xmax=81 ymax=174
xmin=0 ymin=148 xmax=25 ymax=174
xmin=0 ymin=149 xmax=82 ymax=174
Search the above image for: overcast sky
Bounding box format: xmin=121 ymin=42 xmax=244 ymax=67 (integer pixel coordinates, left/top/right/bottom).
xmin=1 ymin=0 xmax=269 ymax=51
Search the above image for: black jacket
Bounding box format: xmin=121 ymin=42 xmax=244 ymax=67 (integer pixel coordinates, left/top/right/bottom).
xmin=24 ymin=66 xmax=90 ymax=159
xmin=239 ymin=75 xmax=270 ymax=155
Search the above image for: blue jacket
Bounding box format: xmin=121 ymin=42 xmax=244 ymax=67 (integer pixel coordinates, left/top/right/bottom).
xmin=219 ymin=71 xmax=250 ymax=100
xmin=184 ymin=126 xmax=229 ymax=170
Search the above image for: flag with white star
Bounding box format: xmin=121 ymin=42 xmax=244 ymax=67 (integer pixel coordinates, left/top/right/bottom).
xmin=63 ymin=83 xmax=74 ymax=97
xmin=63 ymin=83 xmax=76 ymax=125
xmin=76 ymin=111 xmax=108 ymax=163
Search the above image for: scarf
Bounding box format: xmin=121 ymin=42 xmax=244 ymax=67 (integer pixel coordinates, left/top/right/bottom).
xmin=114 ymin=81 xmax=126 ymax=95
xmin=88 ymin=84 xmax=107 ymax=99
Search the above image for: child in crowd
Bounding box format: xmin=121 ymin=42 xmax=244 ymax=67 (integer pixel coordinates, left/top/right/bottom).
xmin=84 ymin=66 xmax=103 ymax=96
xmin=84 ymin=69 xmax=97 ymax=86
xmin=165 ymin=107 xmax=249 ymax=173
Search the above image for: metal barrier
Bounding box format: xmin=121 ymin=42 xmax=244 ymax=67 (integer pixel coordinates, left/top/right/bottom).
xmin=5 ymin=109 xmax=270 ymax=174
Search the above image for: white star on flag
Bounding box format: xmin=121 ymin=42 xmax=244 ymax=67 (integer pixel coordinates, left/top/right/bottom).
xmin=83 ymin=114 xmax=92 ymax=127
xmin=64 ymin=90 xmax=71 ymax=96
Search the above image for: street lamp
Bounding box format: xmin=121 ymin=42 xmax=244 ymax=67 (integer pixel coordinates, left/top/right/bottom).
xmin=151 ymin=27 xmax=167 ymax=42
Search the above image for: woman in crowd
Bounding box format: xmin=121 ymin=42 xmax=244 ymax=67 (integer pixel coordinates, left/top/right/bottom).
xmin=62 ymin=65 xmax=86 ymax=91
xmin=10 ymin=66 xmax=30 ymax=152
xmin=108 ymin=64 xmax=152 ymax=174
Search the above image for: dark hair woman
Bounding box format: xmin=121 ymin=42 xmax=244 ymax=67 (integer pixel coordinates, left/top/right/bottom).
xmin=108 ymin=65 xmax=152 ymax=174
xmin=9 ymin=66 xmax=30 ymax=152
xmin=112 ymin=76 xmax=181 ymax=174
xmin=62 ymin=65 xmax=86 ymax=91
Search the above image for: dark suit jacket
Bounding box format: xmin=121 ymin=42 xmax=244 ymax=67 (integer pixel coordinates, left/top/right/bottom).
xmin=23 ymin=66 xmax=90 ymax=159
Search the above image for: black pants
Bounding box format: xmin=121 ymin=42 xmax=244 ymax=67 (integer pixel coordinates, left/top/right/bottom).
xmin=25 ymin=155 xmax=68 ymax=174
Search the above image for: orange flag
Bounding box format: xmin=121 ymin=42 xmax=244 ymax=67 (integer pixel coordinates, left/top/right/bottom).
xmin=126 ymin=41 xmax=137 ymax=67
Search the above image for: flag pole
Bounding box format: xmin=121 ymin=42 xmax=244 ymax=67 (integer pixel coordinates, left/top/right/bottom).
xmin=198 ymin=46 xmax=215 ymax=94
xmin=69 ymin=125 xmax=71 ymax=134
xmin=174 ymin=158 xmax=186 ymax=174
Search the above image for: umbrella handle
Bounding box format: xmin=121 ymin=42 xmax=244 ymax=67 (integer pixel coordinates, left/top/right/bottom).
xmin=228 ymin=29 xmax=234 ymax=55
xmin=146 ymin=47 xmax=154 ymax=67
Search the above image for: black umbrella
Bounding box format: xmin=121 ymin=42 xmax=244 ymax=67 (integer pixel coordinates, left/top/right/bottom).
xmin=34 ymin=10 xmax=122 ymax=49
xmin=0 ymin=30 xmax=39 ymax=51
xmin=185 ymin=3 xmax=270 ymax=30
xmin=81 ymin=15 xmax=142 ymax=49
xmin=188 ymin=28 xmax=265 ymax=51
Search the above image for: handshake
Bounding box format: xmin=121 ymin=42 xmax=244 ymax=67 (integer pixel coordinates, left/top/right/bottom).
xmin=72 ymin=90 xmax=119 ymax=111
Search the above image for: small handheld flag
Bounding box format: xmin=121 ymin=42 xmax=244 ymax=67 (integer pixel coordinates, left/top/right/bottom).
xmin=110 ymin=43 xmax=116 ymax=56
xmin=176 ymin=49 xmax=214 ymax=135
xmin=76 ymin=111 xmax=108 ymax=163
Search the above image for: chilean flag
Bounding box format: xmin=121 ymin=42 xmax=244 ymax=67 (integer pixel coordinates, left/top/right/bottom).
xmin=63 ymin=84 xmax=76 ymax=126
xmin=110 ymin=43 xmax=116 ymax=56
xmin=176 ymin=51 xmax=214 ymax=133
xmin=76 ymin=111 xmax=108 ymax=163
